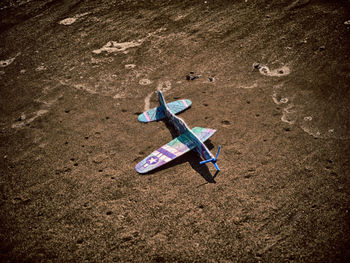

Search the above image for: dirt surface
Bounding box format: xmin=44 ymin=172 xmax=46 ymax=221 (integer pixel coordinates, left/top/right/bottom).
xmin=1 ymin=0 xmax=350 ymax=262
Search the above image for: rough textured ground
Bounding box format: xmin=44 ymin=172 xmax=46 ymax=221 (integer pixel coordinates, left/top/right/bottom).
xmin=1 ymin=0 xmax=350 ymax=262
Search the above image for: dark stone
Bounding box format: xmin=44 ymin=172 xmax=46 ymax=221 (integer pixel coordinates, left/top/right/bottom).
xmin=221 ymin=120 xmax=230 ymax=125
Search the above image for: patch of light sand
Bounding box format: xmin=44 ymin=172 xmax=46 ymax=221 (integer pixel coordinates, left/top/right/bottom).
xmin=92 ymin=40 xmax=143 ymax=54
xmin=143 ymin=80 xmax=172 ymax=111
xmin=59 ymin=12 xmax=90 ymax=25
xmin=0 ymin=53 xmax=20 ymax=68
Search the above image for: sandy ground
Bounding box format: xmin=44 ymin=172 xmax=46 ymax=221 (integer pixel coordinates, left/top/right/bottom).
xmin=1 ymin=0 xmax=350 ymax=262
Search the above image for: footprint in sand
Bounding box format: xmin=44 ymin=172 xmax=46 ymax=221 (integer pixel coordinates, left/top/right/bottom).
xmin=300 ymin=117 xmax=350 ymax=140
xmin=271 ymin=84 xmax=296 ymax=125
xmin=139 ymin=79 xmax=152 ymax=86
xmin=253 ymin=63 xmax=290 ymax=77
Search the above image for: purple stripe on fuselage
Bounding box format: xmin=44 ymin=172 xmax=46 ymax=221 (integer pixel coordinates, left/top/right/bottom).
xmin=158 ymin=147 xmax=177 ymax=159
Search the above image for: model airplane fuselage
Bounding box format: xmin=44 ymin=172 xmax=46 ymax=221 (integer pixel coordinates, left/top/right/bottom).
xmin=135 ymin=91 xmax=221 ymax=174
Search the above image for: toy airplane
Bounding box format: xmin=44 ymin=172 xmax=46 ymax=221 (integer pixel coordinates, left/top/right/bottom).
xmin=135 ymin=90 xmax=221 ymax=174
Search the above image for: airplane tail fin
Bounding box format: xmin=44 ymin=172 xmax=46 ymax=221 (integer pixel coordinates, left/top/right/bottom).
xmin=137 ymin=91 xmax=167 ymax=123
xmin=158 ymin=90 xmax=167 ymax=109
xmin=199 ymin=145 xmax=221 ymax=171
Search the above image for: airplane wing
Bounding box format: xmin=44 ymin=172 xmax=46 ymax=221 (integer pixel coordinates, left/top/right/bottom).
xmin=192 ymin=127 xmax=216 ymax=141
xmin=135 ymin=127 xmax=215 ymax=173
xmin=135 ymin=130 xmax=195 ymax=173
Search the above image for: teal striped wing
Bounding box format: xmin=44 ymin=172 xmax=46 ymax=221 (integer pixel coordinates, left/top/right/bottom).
xmin=135 ymin=130 xmax=196 ymax=173
xmin=135 ymin=127 xmax=216 ymax=173
xmin=192 ymin=127 xmax=216 ymax=141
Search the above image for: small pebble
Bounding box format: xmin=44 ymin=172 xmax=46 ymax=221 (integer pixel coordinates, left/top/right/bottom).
xmin=253 ymin=62 xmax=261 ymax=69
xmin=221 ymin=120 xmax=230 ymax=125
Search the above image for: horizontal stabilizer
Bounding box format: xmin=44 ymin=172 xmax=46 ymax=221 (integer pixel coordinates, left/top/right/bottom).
xmin=138 ymin=99 xmax=192 ymax=123
xmin=138 ymin=106 xmax=165 ymax=122
xmin=167 ymin=99 xmax=192 ymax=115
